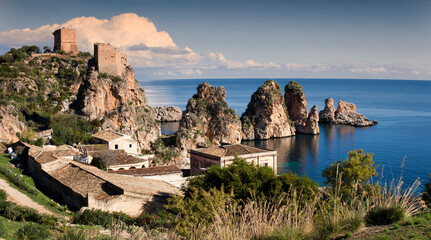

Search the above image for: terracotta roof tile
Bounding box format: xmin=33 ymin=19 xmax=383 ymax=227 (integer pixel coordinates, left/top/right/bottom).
xmin=191 ymin=144 xmax=271 ymax=158
xmin=109 ymin=165 xmax=182 ymax=176
xmin=93 ymin=130 xmax=124 ymax=142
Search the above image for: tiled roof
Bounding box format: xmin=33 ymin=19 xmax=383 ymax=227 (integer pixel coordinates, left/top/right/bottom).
xmin=191 ymin=144 xmax=271 ymax=158
xmin=93 ymin=130 xmax=124 ymax=142
xmin=49 ymin=163 xmax=122 ymax=200
xmin=93 ymin=150 xmax=146 ymax=167
xmin=33 ymin=151 xmax=57 ymax=164
xmin=77 ymin=144 xmax=109 ymax=153
xmin=109 ymin=165 xmax=182 ymax=176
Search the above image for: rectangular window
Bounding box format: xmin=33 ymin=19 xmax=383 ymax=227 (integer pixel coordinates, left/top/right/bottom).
xmin=115 ymin=144 xmax=118 ymax=150
xmin=263 ymin=163 xmax=268 ymax=167
xmin=129 ymin=144 xmax=132 ymax=148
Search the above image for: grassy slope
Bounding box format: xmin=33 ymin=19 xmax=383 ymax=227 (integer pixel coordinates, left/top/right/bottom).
xmin=350 ymin=211 xmax=431 ymax=240
xmin=0 ymin=153 xmax=71 ymax=217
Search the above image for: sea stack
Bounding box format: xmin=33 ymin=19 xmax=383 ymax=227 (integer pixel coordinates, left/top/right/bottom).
xmin=176 ymin=82 xmax=242 ymax=162
xmin=284 ymin=81 xmax=319 ymax=134
xmin=241 ymin=80 xmax=295 ymax=140
xmin=319 ymin=98 xmax=375 ymax=127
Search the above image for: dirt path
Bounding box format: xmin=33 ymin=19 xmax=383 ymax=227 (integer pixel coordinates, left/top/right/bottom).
xmin=0 ymin=178 xmax=55 ymax=215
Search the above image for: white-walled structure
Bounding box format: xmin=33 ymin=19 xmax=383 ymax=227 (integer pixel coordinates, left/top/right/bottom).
xmin=93 ymin=130 xmax=138 ymax=155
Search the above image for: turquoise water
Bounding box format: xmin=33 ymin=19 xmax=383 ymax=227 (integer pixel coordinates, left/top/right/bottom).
xmin=140 ymin=78 xmax=431 ymax=186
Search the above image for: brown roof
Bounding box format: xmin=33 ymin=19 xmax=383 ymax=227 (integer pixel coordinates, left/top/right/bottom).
xmin=93 ymin=130 xmax=124 ymax=142
xmin=49 ymin=163 xmax=122 ymax=200
xmin=93 ymin=150 xmax=146 ymax=167
xmin=77 ymin=144 xmax=109 ymax=153
xmin=191 ymin=144 xmax=272 ymax=158
xmin=33 ymin=151 xmax=57 ymax=164
xmin=109 ymin=165 xmax=182 ymax=176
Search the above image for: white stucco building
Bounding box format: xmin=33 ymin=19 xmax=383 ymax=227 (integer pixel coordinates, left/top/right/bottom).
xmin=92 ymin=130 xmax=138 ymax=155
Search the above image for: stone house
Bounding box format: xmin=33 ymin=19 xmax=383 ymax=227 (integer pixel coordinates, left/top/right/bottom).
xmin=92 ymin=130 xmax=138 ymax=155
xmin=190 ymin=144 xmax=277 ymax=175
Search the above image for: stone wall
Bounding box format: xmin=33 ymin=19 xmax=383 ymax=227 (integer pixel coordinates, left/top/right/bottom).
xmin=53 ymin=28 xmax=79 ymax=55
xmin=94 ymin=43 xmax=129 ymax=77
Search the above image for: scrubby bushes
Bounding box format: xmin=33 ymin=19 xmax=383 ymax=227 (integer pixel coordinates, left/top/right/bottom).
xmin=0 ymin=199 xmax=58 ymax=225
xmin=0 ymin=165 xmax=39 ymax=196
xmin=51 ymin=113 xmax=97 ymax=145
xmin=17 ymin=223 xmax=50 ymax=240
xmin=365 ymin=206 xmax=405 ymax=226
xmin=422 ymin=174 xmax=431 ymax=206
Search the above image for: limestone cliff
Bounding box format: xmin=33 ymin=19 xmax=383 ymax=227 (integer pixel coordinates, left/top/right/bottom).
xmin=0 ymin=104 xmax=26 ymax=143
xmin=319 ymin=98 xmax=374 ymax=127
xmin=284 ymin=81 xmax=319 ymax=135
xmin=153 ymin=106 xmax=182 ymax=122
xmin=241 ymin=80 xmax=295 ymax=140
xmin=176 ymin=82 xmax=241 ymax=161
xmin=76 ymin=44 xmax=159 ymax=150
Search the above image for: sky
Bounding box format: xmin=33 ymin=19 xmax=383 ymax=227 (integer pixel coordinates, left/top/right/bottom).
xmin=0 ymin=0 xmax=430 ymax=80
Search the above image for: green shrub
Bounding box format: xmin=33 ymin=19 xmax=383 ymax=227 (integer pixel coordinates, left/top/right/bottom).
xmin=73 ymin=209 xmax=116 ymax=228
xmin=365 ymin=206 xmax=405 ymax=226
xmin=322 ymin=149 xmax=379 ymax=197
xmin=0 ymin=165 xmax=39 ymax=195
xmin=285 ymin=81 xmax=304 ymax=95
xmin=51 ymin=113 xmax=95 ymax=145
xmin=17 ymin=223 xmax=50 ymax=240
xmin=0 ymin=189 xmax=6 ymax=201
xmin=422 ymin=174 xmax=431 ymax=206
xmin=90 ymin=157 xmax=107 ymax=171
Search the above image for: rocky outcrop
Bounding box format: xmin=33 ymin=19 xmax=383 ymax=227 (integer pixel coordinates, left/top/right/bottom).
xmin=284 ymin=81 xmax=319 ymax=135
xmin=153 ymin=106 xmax=182 ymax=122
xmin=241 ymin=80 xmax=295 ymax=140
xmin=319 ymin=98 xmax=336 ymax=123
xmin=319 ymin=98 xmax=374 ymax=127
xmin=76 ymin=45 xmax=159 ymax=150
xmin=334 ymin=100 xmax=374 ymax=127
xmin=0 ymin=104 xmax=26 ymax=143
xmin=176 ymin=82 xmax=242 ymax=161
xmin=300 ymin=105 xmax=320 ymax=134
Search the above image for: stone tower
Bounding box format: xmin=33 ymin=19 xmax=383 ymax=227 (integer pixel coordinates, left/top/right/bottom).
xmin=53 ymin=27 xmax=79 ymax=55
xmin=94 ymin=43 xmax=129 ymax=77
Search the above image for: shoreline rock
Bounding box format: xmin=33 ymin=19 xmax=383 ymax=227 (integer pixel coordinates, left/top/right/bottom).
xmin=319 ymin=98 xmax=375 ymax=127
xmin=153 ymin=106 xmax=182 ymax=122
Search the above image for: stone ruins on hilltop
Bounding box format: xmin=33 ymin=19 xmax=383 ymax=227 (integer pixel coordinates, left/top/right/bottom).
xmin=52 ymin=27 xmax=79 ymax=55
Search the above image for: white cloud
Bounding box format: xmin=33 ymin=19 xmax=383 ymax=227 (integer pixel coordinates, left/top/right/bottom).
xmin=0 ymin=13 xmax=427 ymax=79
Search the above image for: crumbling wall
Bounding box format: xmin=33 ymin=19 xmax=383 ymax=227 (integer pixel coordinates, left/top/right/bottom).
xmin=94 ymin=43 xmax=129 ymax=77
xmin=53 ymin=28 xmax=79 ymax=55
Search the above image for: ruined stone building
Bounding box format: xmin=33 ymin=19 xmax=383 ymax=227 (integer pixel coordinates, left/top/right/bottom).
xmin=94 ymin=43 xmax=129 ymax=77
xmin=53 ymin=27 xmax=79 ymax=55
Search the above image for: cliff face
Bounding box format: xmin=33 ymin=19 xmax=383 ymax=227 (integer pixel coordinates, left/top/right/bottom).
xmin=319 ymin=98 xmax=374 ymax=127
xmin=241 ymin=80 xmax=295 ymax=140
xmin=0 ymin=104 xmax=26 ymax=143
xmin=153 ymin=106 xmax=182 ymax=122
xmin=76 ymin=45 xmax=159 ymax=150
xmin=284 ymin=81 xmax=319 ymax=135
xmin=176 ymin=82 xmax=241 ymax=161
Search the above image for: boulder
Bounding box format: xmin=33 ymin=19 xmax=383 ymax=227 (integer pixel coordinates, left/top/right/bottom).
xmin=241 ymin=80 xmax=295 ymax=140
xmin=153 ymin=106 xmax=182 ymax=122
xmin=176 ymin=82 xmax=242 ymax=163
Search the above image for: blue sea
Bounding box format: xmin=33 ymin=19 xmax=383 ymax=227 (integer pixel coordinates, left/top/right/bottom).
xmin=140 ymin=78 xmax=431 ymax=187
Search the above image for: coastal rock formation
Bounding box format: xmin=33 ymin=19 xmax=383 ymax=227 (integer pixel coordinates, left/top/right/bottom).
xmin=153 ymin=106 xmax=182 ymax=122
xmin=176 ymin=82 xmax=242 ymax=161
xmin=241 ymin=80 xmax=295 ymax=140
xmin=300 ymin=105 xmax=320 ymax=134
xmin=76 ymin=44 xmax=159 ymax=149
xmin=284 ymin=81 xmax=319 ymax=135
xmin=319 ymin=98 xmax=374 ymax=127
xmin=0 ymin=104 xmax=26 ymax=143
xmin=334 ymin=100 xmax=374 ymax=127
xmin=319 ymin=98 xmax=336 ymax=123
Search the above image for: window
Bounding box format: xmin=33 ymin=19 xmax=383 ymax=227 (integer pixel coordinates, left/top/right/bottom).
xmin=129 ymin=144 xmax=132 ymax=148
xmin=115 ymin=144 xmax=118 ymax=150
xmin=263 ymin=163 xmax=269 ymax=167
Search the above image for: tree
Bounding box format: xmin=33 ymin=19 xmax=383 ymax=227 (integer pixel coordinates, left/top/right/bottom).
xmin=43 ymin=46 xmax=51 ymax=53
xmin=322 ymin=149 xmax=379 ymax=196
